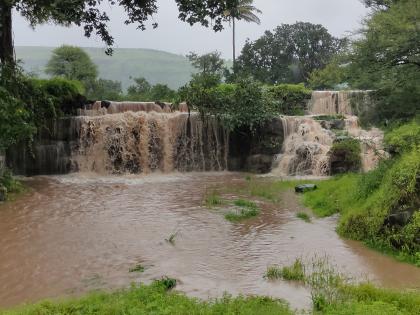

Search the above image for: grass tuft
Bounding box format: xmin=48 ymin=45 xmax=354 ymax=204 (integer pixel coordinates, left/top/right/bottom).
xmin=264 ymin=258 xmax=305 ymax=281
xmin=203 ymin=190 xmax=224 ymax=208
xmin=296 ymin=212 xmax=311 ymax=223
xmin=225 ymin=199 xmax=260 ymax=222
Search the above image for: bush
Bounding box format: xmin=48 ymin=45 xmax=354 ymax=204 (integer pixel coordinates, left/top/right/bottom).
xmin=384 ymin=120 xmax=420 ymax=154
xmin=329 ymin=138 xmax=362 ymax=173
xmin=184 ymin=78 xmax=278 ymax=131
xmin=266 ymin=83 xmax=312 ymax=115
xmin=0 ymin=87 xmax=36 ymax=150
xmin=29 ymin=78 xmax=86 ymax=116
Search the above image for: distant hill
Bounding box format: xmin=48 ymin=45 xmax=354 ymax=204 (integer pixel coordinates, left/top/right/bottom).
xmin=15 ymin=46 xmax=196 ymax=90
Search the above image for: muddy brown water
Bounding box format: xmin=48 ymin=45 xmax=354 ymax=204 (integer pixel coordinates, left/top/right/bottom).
xmin=0 ymin=172 xmax=419 ymax=310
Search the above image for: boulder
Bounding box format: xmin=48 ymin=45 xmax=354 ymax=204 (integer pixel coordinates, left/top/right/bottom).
xmin=295 ymin=184 xmax=317 ymax=193
xmin=0 ymin=185 xmax=7 ymax=202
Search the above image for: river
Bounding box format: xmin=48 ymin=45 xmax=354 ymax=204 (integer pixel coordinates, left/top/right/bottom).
xmin=0 ymin=172 xmax=419 ymax=310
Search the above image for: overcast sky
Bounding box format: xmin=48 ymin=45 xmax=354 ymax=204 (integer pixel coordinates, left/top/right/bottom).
xmin=13 ymin=0 xmax=368 ymax=59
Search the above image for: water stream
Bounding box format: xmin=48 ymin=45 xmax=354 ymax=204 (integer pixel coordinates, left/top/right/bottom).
xmin=1 ymin=173 xmax=419 ymax=310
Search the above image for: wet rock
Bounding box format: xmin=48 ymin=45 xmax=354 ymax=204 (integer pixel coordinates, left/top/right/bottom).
xmin=320 ymin=119 xmax=345 ymax=130
xmin=245 ymin=154 xmax=274 ymax=173
xmin=0 ymin=185 xmax=7 ymax=202
xmin=386 ymin=211 xmax=413 ymax=226
xmin=295 ymin=184 xmax=317 ymax=193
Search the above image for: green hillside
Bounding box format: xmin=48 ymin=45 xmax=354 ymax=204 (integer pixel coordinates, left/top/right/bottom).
xmin=15 ymin=46 xmax=196 ymax=90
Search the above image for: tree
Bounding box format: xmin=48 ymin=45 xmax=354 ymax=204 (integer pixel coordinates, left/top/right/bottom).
xmin=127 ymin=77 xmax=152 ymax=96
xmin=46 ymin=46 xmax=98 ymax=86
xmin=88 ymin=79 xmax=122 ymax=100
xmin=223 ymin=0 xmax=262 ymax=65
xmin=187 ymin=51 xmax=225 ymax=76
xmin=235 ymin=22 xmax=343 ymax=84
xmin=0 ymin=1 xmax=236 ymax=64
xmin=347 ymin=0 xmax=420 ymax=122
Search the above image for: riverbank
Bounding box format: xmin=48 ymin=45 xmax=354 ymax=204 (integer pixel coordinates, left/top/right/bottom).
xmin=2 ymin=266 xmax=419 ymax=315
xmin=0 ymin=170 xmax=26 ymax=202
xmin=303 ymin=121 xmax=420 ymax=266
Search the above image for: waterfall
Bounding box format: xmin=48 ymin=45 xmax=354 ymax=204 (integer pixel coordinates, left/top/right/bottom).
xmin=272 ymin=117 xmax=334 ymax=176
xmin=71 ymin=112 xmax=229 ymax=174
xmin=308 ymin=91 xmax=374 ymax=116
xmin=272 ymin=115 xmax=385 ymax=176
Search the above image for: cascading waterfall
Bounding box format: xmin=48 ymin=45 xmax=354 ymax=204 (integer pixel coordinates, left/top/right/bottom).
xmin=71 ymin=111 xmax=229 ymax=174
xmin=272 ymin=116 xmax=335 ymax=176
xmin=271 ymin=118 xmax=385 ymax=177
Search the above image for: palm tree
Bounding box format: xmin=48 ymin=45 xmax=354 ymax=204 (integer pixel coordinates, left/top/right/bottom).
xmin=225 ymin=0 xmax=262 ymax=66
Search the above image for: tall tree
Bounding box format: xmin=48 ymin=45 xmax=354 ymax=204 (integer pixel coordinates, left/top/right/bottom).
xmin=224 ymin=0 xmax=262 ymax=66
xmin=235 ymin=22 xmax=344 ymax=84
xmin=187 ymin=51 xmax=225 ymax=75
xmin=0 ymin=1 xmax=235 ymax=65
xmin=46 ymin=46 xmax=98 ymax=84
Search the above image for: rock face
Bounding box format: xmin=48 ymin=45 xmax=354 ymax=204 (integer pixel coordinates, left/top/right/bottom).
xmin=229 ymin=117 xmax=284 ymax=173
xmin=6 ymin=118 xmax=80 ymax=175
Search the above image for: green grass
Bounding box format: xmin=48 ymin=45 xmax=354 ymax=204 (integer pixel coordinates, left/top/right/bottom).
xmin=264 ymin=256 xmax=420 ymax=314
xmin=264 ymin=266 xmax=283 ymax=280
xmin=296 ymin=212 xmax=311 ymax=223
xmin=264 ymin=259 xmax=305 ymax=281
xmin=225 ymin=199 xmax=260 ymax=222
xmin=204 ymin=190 xmax=224 ymax=208
xmin=0 ymin=281 xmax=293 ymax=315
xmin=16 ymin=46 xmax=196 ymax=90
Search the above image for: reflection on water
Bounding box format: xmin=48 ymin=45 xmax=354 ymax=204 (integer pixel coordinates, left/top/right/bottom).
xmin=0 ymin=172 xmax=419 ymax=310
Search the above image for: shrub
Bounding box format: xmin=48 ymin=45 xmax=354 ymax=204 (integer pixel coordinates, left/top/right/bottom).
xmin=184 ymin=78 xmax=277 ymax=131
xmin=266 ymin=83 xmax=312 ymax=115
xmin=329 ymin=138 xmax=362 ymax=173
xmin=29 ymin=78 xmax=86 ymax=116
xmin=385 ymin=120 xmax=420 ymax=154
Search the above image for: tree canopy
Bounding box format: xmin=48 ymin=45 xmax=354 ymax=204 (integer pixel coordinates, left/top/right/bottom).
xmin=46 ymin=45 xmax=98 ymax=84
xmin=234 ymin=22 xmax=344 ymax=84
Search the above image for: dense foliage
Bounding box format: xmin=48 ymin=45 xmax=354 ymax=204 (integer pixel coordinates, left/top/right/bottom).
xmin=309 ymin=0 xmax=419 ymax=124
xmin=266 ymin=84 xmax=312 ymax=115
xmin=0 ymin=65 xmax=85 ymax=151
xmin=181 ymin=77 xmax=312 ymax=131
xmin=46 ymin=46 xmax=98 ymax=85
xmin=304 ymin=121 xmax=420 ymax=265
xmin=126 ymin=77 xmax=177 ymax=102
xmin=234 ymin=22 xmax=344 ymax=84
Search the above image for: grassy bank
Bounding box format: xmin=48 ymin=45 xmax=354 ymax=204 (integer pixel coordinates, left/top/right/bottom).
xmin=1 ymin=281 xmax=293 ymax=315
xmin=3 ymin=270 xmax=419 ymax=315
xmin=303 ymin=121 xmax=420 ymax=266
